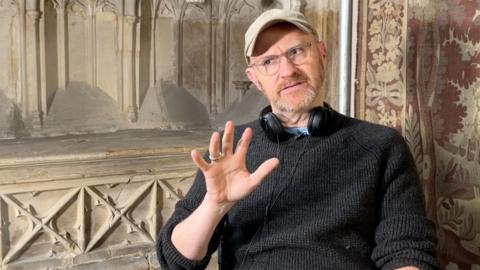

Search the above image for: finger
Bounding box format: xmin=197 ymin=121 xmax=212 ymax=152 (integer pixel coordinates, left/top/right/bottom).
xmin=209 ymin=131 xmax=221 ymax=161
xmin=235 ymin=128 xmax=252 ymax=160
xmin=222 ymin=121 xmax=234 ymax=156
xmin=249 ymin=158 xmax=280 ymax=187
xmin=191 ymin=149 xmax=209 ymax=171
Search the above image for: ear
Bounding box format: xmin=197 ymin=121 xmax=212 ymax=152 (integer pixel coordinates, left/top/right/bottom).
xmin=316 ymin=41 xmax=327 ymax=66
xmin=245 ymin=67 xmax=263 ymax=93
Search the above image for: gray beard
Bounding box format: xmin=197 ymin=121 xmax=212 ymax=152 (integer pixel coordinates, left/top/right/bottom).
xmin=274 ymin=86 xmax=318 ymax=113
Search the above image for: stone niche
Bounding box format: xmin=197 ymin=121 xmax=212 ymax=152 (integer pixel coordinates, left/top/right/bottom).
xmin=0 ymin=0 xmax=340 ymax=138
xmin=0 ymin=0 xmax=339 ymax=269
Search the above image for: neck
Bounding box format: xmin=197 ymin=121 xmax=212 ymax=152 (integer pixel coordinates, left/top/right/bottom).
xmin=270 ymin=98 xmax=325 ymax=127
xmin=273 ymin=110 xmax=311 ymax=128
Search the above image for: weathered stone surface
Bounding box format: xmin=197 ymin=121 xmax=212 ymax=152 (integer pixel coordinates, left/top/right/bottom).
xmin=40 ymin=82 xmax=129 ymax=136
xmin=137 ymin=80 xmax=211 ymax=129
xmin=213 ymin=85 xmax=268 ymax=128
xmin=0 ymin=0 xmax=339 ymax=139
xmin=0 ymin=92 xmax=17 ymax=139
xmin=70 ymin=254 xmax=149 ymax=270
xmin=0 ymin=129 xmax=211 ymax=270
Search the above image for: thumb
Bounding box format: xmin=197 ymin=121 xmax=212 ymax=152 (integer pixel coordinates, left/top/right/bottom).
xmin=249 ymin=158 xmax=280 ymax=187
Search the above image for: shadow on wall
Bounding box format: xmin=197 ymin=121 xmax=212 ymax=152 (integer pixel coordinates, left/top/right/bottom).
xmin=0 ymin=80 xmax=214 ymax=138
xmin=41 ymin=81 xmax=128 ymax=136
xmin=214 ymin=85 xmax=268 ymax=129
xmin=139 ymin=79 xmax=268 ymax=131
xmin=0 ymin=91 xmax=26 ymax=138
xmin=138 ymin=80 xmax=211 ymax=130
xmin=0 ymin=80 xmax=263 ymax=139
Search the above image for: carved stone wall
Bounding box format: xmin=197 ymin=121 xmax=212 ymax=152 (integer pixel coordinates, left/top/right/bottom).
xmin=356 ymin=0 xmax=480 ymax=268
xmin=0 ymin=129 xmax=210 ymax=269
xmin=0 ymin=0 xmax=340 ymax=139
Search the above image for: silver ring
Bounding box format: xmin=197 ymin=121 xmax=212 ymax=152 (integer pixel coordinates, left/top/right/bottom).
xmin=209 ymin=153 xmax=223 ymax=162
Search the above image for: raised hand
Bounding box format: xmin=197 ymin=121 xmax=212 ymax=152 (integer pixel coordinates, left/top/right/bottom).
xmin=170 ymin=121 xmax=279 ymax=260
xmin=191 ymin=121 xmax=279 ymax=211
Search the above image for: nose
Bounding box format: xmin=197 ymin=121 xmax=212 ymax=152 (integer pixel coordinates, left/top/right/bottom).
xmin=278 ymin=55 xmax=298 ymax=77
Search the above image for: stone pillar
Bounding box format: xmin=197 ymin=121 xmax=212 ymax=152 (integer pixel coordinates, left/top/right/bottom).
xmin=209 ymin=13 xmax=217 ymax=116
xmin=116 ymin=13 xmax=124 ymax=110
xmin=25 ymin=0 xmax=43 ymax=128
xmin=55 ymin=1 xmax=68 ymax=89
xmin=177 ymin=3 xmax=187 ymax=87
xmin=150 ymin=15 xmax=156 ymax=88
xmin=221 ymin=10 xmax=233 ymax=112
xmin=18 ymin=0 xmax=28 ymax=115
xmin=124 ymin=15 xmax=138 ymax=122
xmin=86 ymin=12 xmax=97 ymax=88
xmin=39 ymin=0 xmax=47 ymax=117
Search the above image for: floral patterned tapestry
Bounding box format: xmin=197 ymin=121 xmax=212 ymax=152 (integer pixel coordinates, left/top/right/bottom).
xmin=356 ymin=0 xmax=480 ymax=269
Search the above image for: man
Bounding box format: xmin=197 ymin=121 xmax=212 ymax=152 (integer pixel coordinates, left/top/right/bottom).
xmin=157 ymin=9 xmax=438 ymax=269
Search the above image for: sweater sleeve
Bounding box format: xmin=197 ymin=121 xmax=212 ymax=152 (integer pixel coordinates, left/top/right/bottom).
xmin=156 ymin=168 xmax=223 ymax=270
xmin=371 ymin=129 xmax=439 ymax=270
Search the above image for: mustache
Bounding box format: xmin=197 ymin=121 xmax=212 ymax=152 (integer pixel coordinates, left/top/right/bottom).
xmin=278 ymin=78 xmax=308 ymax=90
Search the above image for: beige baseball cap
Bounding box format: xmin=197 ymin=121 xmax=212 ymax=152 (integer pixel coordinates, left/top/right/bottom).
xmin=244 ymin=9 xmax=318 ymax=63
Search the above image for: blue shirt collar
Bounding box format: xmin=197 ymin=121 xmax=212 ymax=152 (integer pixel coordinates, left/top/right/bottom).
xmin=284 ymin=127 xmax=310 ymax=137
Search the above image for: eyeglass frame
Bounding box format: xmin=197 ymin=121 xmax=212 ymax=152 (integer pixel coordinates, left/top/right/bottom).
xmin=247 ymin=42 xmax=313 ymax=76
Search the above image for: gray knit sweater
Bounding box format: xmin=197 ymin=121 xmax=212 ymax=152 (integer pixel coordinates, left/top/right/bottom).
xmin=156 ymin=114 xmax=438 ymax=270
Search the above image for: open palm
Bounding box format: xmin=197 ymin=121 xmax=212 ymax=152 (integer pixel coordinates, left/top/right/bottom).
xmin=191 ymin=121 xmax=279 ymax=209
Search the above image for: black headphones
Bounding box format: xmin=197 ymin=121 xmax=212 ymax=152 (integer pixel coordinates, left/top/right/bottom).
xmin=259 ymin=102 xmax=337 ymax=142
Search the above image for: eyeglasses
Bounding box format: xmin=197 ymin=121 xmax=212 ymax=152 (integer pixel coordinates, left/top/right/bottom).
xmin=248 ymin=42 xmax=313 ymax=76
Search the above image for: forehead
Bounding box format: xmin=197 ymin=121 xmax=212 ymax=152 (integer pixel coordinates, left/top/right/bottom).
xmin=251 ymin=23 xmax=313 ymax=57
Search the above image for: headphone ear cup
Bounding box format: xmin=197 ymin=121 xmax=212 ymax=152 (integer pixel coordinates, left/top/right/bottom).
xmin=307 ymin=105 xmax=332 ymax=136
xmin=259 ymin=106 xmax=291 ymax=142
xmin=307 ymin=108 xmax=321 ymax=136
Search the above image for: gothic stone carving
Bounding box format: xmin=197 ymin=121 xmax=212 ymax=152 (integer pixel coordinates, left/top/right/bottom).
xmin=0 ymin=129 xmax=207 ymax=269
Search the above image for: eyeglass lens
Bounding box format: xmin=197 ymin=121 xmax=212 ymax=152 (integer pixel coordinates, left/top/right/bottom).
xmin=254 ymin=42 xmax=311 ymax=76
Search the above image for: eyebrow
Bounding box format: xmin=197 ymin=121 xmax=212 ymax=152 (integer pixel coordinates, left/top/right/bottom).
xmin=252 ymin=42 xmax=306 ymax=62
